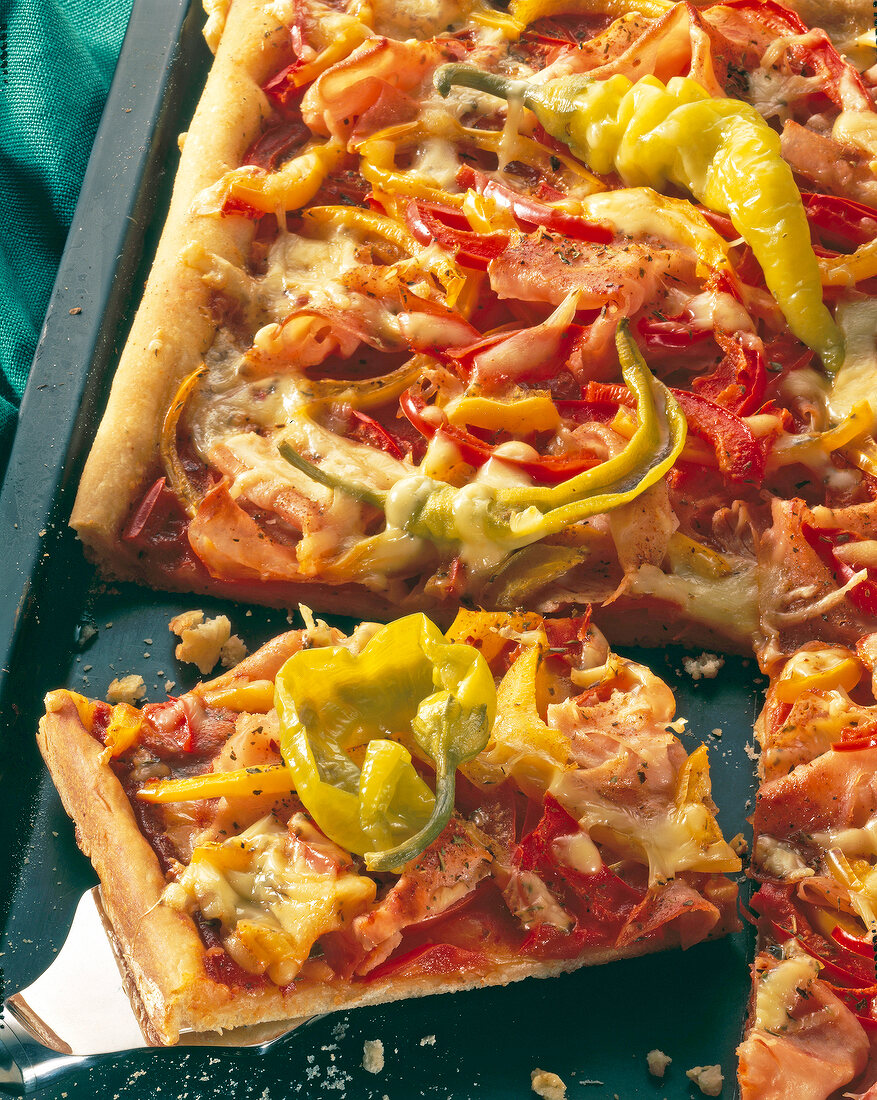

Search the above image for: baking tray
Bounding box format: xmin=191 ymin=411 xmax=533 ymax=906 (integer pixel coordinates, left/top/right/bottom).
xmin=0 ymin=1 xmax=763 ymax=1095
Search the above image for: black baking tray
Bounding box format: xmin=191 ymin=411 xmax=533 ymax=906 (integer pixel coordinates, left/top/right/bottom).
xmin=0 ymin=1 xmax=763 ymax=1095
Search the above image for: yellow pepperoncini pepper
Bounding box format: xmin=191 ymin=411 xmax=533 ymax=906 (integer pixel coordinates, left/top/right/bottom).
xmin=274 ymin=614 xmax=496 ymax=871
xmin=435 ymin=67 xmax=844 ymax=374
xmin=278 ymin=322 xmax=686 ymax=575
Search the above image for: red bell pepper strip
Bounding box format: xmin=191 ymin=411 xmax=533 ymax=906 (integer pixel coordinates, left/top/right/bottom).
xmin=832 ymin=926 xmax=877 ymax=961
xmin=456 ymin=165 xmax=614 ymax=243
xmin=577 ymin=381 xmax=766 ymax=483
xmin=672 ymin=390 xmax=766 ymax=484
xmin=692 ymin=332 xmax=767 ymax=416
xmin=399 ymin=388 xmax=601 ymax=485
xmin=802 ymin=193 xmax=877 ymax=251
xmin=802 ymin=523 xmax=877 ymax=617
xmin=405 ymin=200 xmax=510 ymax=270
xmin=347 ymin=408 xmax=406 ymax=460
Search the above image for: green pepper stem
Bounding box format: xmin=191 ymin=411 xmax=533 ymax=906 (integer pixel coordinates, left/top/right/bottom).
xmin=435 ymin=64 xmax=527 ymax=105
xmin=277 ymin=440 xmax=386 ymax=509
xmin=365 ymin=768 xmax=456 ymax=872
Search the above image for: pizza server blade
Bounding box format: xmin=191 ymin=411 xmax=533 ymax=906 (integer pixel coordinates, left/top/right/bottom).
xmin=0 ymin=887 xmax=314 ymax=1095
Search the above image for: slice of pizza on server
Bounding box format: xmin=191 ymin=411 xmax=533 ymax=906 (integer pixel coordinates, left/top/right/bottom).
xmin=37 ymin=611 xmax=740 ymax=1043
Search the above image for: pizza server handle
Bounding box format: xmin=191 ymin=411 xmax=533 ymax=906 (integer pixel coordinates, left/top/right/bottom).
xmin=0 ymin=1008 xmax=109 ymax=1096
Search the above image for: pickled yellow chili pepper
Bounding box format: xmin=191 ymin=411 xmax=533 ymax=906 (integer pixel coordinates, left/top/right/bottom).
xmin=435 ymin=67 xmax=844 ymax=374
xmin=274 ymin=614 xmax=496 ymax=871
xmin=278 ymin=322 xmax=685 ymax=568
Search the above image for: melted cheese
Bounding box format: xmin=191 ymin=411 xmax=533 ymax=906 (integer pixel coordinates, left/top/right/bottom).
xmin=754 ymin=952 xmax=821 ymax=1034
xmin=754 ymin=835 xmax=815 ymax=881
xmin=627 ymin=562 xmax=759 ymax=644
xmin=831 ymin=300 xmax=877 ymax=430
xmin=165 ymin=815 xmax=376 ymax=984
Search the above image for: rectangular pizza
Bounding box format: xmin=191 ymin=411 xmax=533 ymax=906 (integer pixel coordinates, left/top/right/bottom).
xmin=69 ymin=0 xmax=877 ymax=663
xmin=32 ymin=0 xmax=877 ymax=1093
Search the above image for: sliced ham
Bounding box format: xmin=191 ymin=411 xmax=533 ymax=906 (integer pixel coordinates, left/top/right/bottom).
xmin=781 ymin=121 xmax=877 ymax=211
xmin=302 ymin=36 xmax=466 ymax=140
xmin=754 ymin=744 xmax=877 ymax=839
xmin=738 ymin=954 xmax=870 ymax=1100
xmin=351 ymin=817 xmax=493 ymax=974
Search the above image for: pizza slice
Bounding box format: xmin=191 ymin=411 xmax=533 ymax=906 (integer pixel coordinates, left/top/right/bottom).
xmin=38 ymin=609 xmax=740 ymax=1044
xmin=739 ymin=635 xmax=877 ymax=1098
xmin=70 ymin=0 xmax=877 ymax=659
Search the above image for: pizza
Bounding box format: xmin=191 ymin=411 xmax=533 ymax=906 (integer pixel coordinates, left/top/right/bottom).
xmin=35 ymin=0 xmax=877 ymax=1091
xmin=69 ymin=0 xmax=877 ymax=664
xmin=739 ymin=637 xmax=877 ymax=1097
xmin=36 ymin=609 xmax=741 ymax=1044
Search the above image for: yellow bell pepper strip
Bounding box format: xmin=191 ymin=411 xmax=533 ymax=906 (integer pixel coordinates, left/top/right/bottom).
xmin=509 ymin=0 xmax=672 ymax=27
xmin=274 ymin=614 xmax=496 ymax=871
xmin=161 ymin=364 xmax=207 ymax=518
xmin=101 ymin=703 xmax=143 ymax=762
xmin=198 ymin=140 xmax=344 ymax=217
xmin=137 ymin=764 xmax=296 ymax=804
xmin=774 ymin=649 xmax=862 ymax=704
xmin=435 ymin=67 xmax=844 ymax=374
xmin=278 ymin=322 xmax=685 ymax=570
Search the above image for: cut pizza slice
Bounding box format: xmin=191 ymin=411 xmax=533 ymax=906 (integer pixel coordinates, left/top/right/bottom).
xmin=38 ymin=609 xmax=740 ymax=1044
xmin=739 ymin=636 xmax=877 ymax=1098
xmin=70 ymin=0 xmax=877 ymax=657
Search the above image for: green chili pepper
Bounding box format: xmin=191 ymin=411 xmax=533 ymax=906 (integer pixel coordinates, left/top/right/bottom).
xmin=274 ymin=614 xmax=496 ymax=871
xmin=278 ymin=321 xmax=685 ymax=573
xmin=435 ymin=66 xmax=843 ymax=374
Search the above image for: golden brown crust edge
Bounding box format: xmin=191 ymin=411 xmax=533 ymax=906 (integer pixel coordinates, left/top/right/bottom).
xmin=71 ymin=0 xmax=289 ymax=552
xmin=38 ymin=692 xmax=733 ymax=1045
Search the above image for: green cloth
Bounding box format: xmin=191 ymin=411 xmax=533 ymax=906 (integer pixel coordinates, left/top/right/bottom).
xmin=0 ymin=0 xmax=134 ymax=474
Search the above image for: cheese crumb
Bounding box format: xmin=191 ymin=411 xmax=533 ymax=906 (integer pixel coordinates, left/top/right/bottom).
xmin=646 ymin=1050 xmax=672 ymax=1078
xmin=362 ymin=1040 xmax=384 ymax=1074
xmin=169 ymin=611 xmax=247 ymax=676
xmin=686 ymin=1065 xmax=723 ymax=1096
xmin=682 ymin=653 xmax=724 ymax=680
xmin=106 ymin=675 xmax=146 ymax=706
xmin=530 ymin=1068 xmax=567 ymax=1099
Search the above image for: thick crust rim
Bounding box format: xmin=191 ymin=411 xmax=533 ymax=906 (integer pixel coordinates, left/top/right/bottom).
xmin=71 ymin=0 xmax=290 ymax=551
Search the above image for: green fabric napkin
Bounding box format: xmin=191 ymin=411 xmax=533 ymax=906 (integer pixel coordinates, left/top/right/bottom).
xmin=0 ymin=0 xmax=134 ymax=474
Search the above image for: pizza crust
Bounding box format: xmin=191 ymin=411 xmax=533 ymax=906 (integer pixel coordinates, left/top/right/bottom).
xmin=71 ymin=0 xmax=290 ymax=563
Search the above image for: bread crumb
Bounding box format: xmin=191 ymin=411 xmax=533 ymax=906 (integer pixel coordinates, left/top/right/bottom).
xmin=419 ymin=1035 xmax=436 ymax=1046
xmin=743 ymin=741 xmax=758 ymax=761
xmin=647 ymin=1050 xmax=672 ymax=1078
xmin=220 ymin=634 xmax=248 ymax=669
xmin=106 ymin=675 xmax=146 ymax=706
xmin=667 ymin=717 xmax=687 ymax=734
xmin=165 ymin=680 xmax=176 ymax=694
xmin=682 ymin=653 xmax=724 ymax=681
xmin=711 ymin=727 xmax=722 ymax=738
xmin=730 ymin=833 xmax=749 ymax=856
xmin=531 ymin=1068 xmax=567 ymax=1099
xmin=362 ymin=1040 xmax=384 ymax=1074
xmin=169 ymin=611 xmax=246 ymax=675
xmin=686 ymin=1065 xmax=723 ymax=1096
